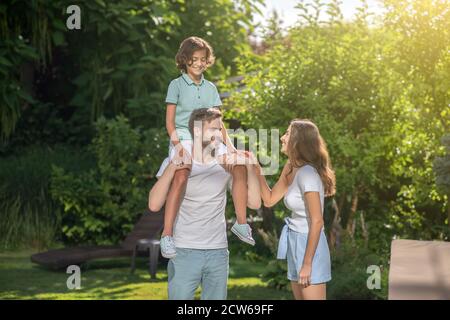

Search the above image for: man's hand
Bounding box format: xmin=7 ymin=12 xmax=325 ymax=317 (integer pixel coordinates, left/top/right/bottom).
xmin=168 ymin=161 xmax=191 ymax=171
xmin=172 ymin=143 xmax=192 ymax=166
xmin=242 ymin=151 xmax=261 ymax=175
xmin=244 ymin=151 xmax=259 ymax=166
xmin=225 ymin=149 xmax=250 ymax=167
xmin=227 ymin=144 xmax=238 ymax=154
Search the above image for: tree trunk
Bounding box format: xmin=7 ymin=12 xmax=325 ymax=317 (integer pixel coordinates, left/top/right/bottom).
xmin=329 ymin=198 xmax=343 ymax=251
xmin=337 ymin=192 xmax=346 ymax=219
xmin=257 ymin=205 xmax=275 ymax=233
xmin=360 ymin=211 xmax=369 ymax=248
xmin=20 ymin=61 xmax=35 ymax=111
xmin=447 ymin=193 xmax=450 ymax=228
xmin=346 ymin=188 xmax=360 ymax=238
xmin=256 ymin=205 xmax=278 ymax=255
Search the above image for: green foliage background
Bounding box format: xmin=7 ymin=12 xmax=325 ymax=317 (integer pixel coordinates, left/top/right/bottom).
xmin=0 ymin=0 xmax=449 ymax=300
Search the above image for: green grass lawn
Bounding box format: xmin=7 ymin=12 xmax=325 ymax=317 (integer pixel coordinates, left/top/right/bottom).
xmin=0 ymin=249 xmax=293 ymax=300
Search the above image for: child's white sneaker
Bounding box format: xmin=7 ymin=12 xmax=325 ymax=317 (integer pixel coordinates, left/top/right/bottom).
xmin=231 ymin=222 xmax=255 ymax=246
xmin=160 ymin=235 xmax=177 ymax=258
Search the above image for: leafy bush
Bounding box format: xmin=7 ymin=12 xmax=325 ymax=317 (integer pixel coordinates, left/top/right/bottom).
xmin=226 ymin=0 xmax=450 ymax=254
xmin=1 ymin=0 xmax=261 ymax=144
xmin=0 ymin=144 xmax=95 ymax=249
xmin=261 ymin=259 xmax=289 ymax=290
xmin=50 ymin=116 xmax=167 ymax=245
xmin=327 ymin=235 xmax=389 ymax=300
xmin=260 ymin=234 xmax=388 ymax=299
xmin=434 ymin=134 xmax=450 ymax=228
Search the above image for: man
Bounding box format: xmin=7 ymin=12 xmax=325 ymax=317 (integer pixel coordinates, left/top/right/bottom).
xmin=148 ymin=107 xmax=261 ymax=300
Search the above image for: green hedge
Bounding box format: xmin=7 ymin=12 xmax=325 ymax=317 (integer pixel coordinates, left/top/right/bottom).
xmin=0 ymin=144 xmax=95 ymax=249
xmin=50 ymin=115 xmax=167 ymax=245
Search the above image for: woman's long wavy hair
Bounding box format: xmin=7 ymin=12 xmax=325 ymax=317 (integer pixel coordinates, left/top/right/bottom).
xmin=287 ymin=119 xmax=336 ymax=197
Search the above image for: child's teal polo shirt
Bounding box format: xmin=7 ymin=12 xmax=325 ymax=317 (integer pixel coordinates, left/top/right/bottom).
xmin=165 ymin=72 xmax=222 ymax=141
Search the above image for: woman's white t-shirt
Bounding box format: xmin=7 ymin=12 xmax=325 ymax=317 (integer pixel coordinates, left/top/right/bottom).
xmin=283 ymin=164 xmax=325 ymax=233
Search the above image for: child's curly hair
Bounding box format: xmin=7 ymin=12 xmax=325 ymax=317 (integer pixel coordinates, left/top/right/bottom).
xmin=175 ymin=36 xmax=215 ymax=73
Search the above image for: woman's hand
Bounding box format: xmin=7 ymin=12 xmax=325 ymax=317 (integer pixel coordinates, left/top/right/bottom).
xmin=298 ymin=263 xmax=312 ymax=287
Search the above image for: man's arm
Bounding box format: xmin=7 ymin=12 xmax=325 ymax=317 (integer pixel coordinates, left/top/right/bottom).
xmin=148 ymin=162 xmax=188 ymax=212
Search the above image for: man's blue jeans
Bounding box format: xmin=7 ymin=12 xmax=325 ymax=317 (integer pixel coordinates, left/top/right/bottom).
xmin=167 ymin=247 xmax=229 ymax=300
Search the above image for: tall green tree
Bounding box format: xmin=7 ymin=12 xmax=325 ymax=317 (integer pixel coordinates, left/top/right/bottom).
xmin=225 ymin=0 xmax=449 ymax=253
xmin=434 ymin=134 xmax=450 ymax=228
xmin=0 ymin=0 xmax=262 ymax=148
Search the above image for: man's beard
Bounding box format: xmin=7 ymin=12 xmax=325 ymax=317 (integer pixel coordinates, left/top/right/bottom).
xmin=202 ymin=139 xmax=219 ymax=159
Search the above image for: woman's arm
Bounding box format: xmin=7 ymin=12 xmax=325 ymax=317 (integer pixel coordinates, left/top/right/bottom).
xmin=148 ymin=163 xmax=187 ymax=212
xmin=298 ymin=191 xmax=324 ymax=287
xmin=256 ymin=162 xmax=291 ymax=207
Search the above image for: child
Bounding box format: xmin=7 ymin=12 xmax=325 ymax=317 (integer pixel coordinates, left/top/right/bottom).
xmin=155 ymin=36 xmax=255 ymax=258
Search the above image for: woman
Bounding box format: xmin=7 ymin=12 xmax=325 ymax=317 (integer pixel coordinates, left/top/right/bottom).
xmin=255 ymin=119 xmax=336 ymax=300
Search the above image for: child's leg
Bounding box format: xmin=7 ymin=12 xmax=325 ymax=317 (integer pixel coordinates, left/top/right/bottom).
xmin=219 ymin=149 xmax=255 ymax=245
xmin=231 ymin=165 xmax=248 ymax=224
xmin=162 ymin=167 xmax=190 ymax=237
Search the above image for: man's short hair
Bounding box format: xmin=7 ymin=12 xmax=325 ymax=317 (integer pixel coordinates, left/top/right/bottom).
xmin=188 ymin=107 xmax=222 ymax=138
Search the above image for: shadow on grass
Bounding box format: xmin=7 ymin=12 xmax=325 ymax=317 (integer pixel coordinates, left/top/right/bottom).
xmin=227 ymin=284 xmax=292 ymax=300
xmin=0 ymin=250 xmax=289 ymax=299
xmin=0 ymin=251 xmax=169 ymax=299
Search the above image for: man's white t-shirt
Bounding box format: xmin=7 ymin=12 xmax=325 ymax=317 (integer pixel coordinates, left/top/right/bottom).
xmin=172 ymin=159 xmax=232 ymax=249
xmin=283 ymin=164 xmax=325 ymax=233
